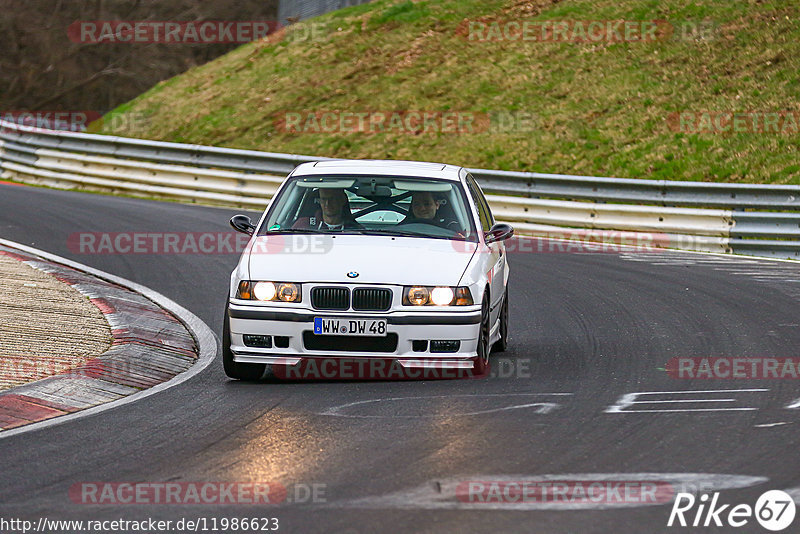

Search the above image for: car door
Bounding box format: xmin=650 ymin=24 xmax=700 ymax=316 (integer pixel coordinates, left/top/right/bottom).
xmin=466 ymin=174 xmax=506 ymax=326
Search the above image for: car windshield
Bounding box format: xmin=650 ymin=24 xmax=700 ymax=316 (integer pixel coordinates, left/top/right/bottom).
xmin=258 ymin=174 xmax=479 ymax=241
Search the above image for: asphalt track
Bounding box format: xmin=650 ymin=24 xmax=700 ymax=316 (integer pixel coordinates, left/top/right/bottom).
xmin=2 ymin=182 xmax=800 ymax=533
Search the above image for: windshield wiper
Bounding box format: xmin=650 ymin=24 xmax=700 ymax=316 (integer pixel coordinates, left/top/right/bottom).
xmin=350 ymin=229 xmax=428 ymax=238
xmin=261 ymin=228 xmax=323 ymax=235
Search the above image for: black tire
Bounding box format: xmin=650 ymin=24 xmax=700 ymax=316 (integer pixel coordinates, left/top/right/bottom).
xmin=473 ymin=291 xmax=491 ymax=376
xmin=222 ymin=304 xmax=265 ymax=381
xmin=493 ymin=287 xmax=509 ymax=353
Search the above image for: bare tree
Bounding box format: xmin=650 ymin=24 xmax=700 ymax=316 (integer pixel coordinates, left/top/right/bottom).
xmin=0 ymin=0 xmax=279 ymax=114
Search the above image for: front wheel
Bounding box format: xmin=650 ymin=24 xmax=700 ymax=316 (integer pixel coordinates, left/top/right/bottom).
xmin=222 ymin=304 xmax=265 ymax=381
xmin=493 ymin=288 xmax=509 ymax=353
xmin=473 ymin=292 xmax=491 ymax=377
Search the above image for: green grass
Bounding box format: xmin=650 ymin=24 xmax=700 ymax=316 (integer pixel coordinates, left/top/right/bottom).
xmin=97 ymin=0 xmax=800 ymax=183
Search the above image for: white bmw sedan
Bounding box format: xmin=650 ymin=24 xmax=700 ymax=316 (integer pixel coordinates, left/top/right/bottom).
xmin=223 ymin=160 xmax=513 ymax=380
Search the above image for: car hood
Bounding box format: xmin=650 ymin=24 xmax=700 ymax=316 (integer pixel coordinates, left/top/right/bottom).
xmin=246 ymin=234 xmax=476 ymax=286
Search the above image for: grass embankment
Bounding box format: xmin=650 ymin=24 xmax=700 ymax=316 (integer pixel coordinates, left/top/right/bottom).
xmin=100 ymin=0 xmax=800 ymax=183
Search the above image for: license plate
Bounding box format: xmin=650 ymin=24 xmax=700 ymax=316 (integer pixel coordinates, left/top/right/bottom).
xmin=313 ymin=317 xmax=388 ymax=337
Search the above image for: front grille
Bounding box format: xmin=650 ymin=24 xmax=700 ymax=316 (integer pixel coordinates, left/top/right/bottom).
xmin=303 ymin=332 xmax=399 ymax=353
xmin=352 ymin=288 xmax=392 ymax=311
xmin=311 ymin=287 xmax=350 ymax=310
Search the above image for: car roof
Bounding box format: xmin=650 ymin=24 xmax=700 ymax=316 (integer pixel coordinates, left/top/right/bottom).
xmin=290 ymin=160 xmax=465 ymax=181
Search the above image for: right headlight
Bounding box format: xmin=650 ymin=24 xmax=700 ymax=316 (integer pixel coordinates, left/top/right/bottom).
xmin=402 ymin=286 xmax=473 ymax=306
xmin=236 ymin=281 xmax=302 ymax=302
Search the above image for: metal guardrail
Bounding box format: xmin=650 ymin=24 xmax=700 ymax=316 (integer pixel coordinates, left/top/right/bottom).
xmin=278 ymin=0 xmax=372 ymax=23
xmin=473 ymin=169 xmax=800 ymax=210
xmin=1 ymin=119 xmax=799 ymax=259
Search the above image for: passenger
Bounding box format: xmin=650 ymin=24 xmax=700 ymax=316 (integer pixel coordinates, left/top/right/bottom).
xmin=400 ymin=191 xmax=464 ymax=232
xmin=409 ymin=191 xmax=441 ymax=221
xmin=400 ymin=191 xmax=451 ymax=226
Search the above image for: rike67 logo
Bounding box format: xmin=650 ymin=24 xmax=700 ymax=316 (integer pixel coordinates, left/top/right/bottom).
xmin=668 ymin=490 xmax=796 ymax=531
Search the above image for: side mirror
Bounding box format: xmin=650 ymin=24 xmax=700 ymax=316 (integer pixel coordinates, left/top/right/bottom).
xmin=230 ymin=215 xmax=256 ymax=235
xmin=484 ymin=223 xmax=514 ymax=244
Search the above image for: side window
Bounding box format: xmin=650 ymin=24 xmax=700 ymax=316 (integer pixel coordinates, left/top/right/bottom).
xmin=476 ymin=178 xmax=495 ymax=226
xmin=474 ymin=178 xmax=495 ymax=226
xmin=466 ymin=175 xmax=491 ymax=232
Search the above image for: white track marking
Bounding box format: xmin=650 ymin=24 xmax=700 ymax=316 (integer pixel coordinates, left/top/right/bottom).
xmin=784 ymin=487 xmax=800 ymax=505
xmin=319 ymin=393 xmax=572 ymax=418
xmin=605 ymin=389 xmax=769 ymax=414
xmin=336 ymin=473 xmax=768 ymax=511
xmin=785 ymin=398 xmax=800 ymax=409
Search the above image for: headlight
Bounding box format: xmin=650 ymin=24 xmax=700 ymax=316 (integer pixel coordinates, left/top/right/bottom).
xmin=276 ymin=282 xmax=300 ymax=302
xmin=407 ymin=286 xmax=429 ymax=306
xmin=236 ymin=281 xmax=302 ymax=302
xmin=403 ymin=286 xmax=473 ymax=306
xmin=254 ymin=281 xmax=277 ymax=301
xmin=430 ymin=287 xmax=454 ymax=306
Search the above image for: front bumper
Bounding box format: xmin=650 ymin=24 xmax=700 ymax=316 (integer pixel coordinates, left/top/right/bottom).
xmin=227 ymin=302 xmax=481 ymax=368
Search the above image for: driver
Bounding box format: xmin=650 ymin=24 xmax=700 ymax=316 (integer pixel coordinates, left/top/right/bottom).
xmin=293 ymin=188 xmax=362 ymax=231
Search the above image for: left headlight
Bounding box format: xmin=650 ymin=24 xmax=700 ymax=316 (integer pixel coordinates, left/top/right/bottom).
xmin=402 ymin=286 xmax=473 ymax=306
xmin=236 ymin=281 xmax=302 ymax=302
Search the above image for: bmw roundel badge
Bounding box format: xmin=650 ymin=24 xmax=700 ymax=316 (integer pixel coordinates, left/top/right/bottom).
xmin=347 ymin=271 xmax=359 ymax=278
